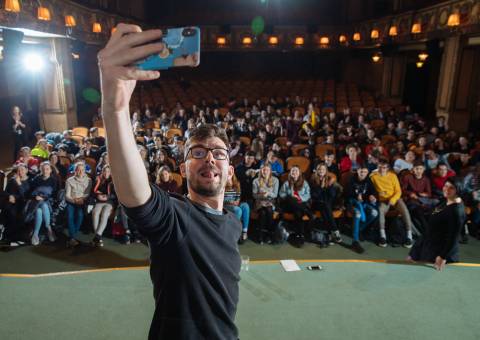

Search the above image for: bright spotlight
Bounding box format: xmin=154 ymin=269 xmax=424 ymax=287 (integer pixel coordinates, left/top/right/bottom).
xmin=23 ymin=53 xmax=45 ymax=72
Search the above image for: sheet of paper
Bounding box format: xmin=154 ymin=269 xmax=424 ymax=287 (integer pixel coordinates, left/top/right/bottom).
xmin=280 ymin=259 xmax=301 ymax=272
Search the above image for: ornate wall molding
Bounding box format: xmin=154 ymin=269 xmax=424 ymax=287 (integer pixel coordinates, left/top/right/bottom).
xmin=1 ymin=0 xmax=479 ymax=48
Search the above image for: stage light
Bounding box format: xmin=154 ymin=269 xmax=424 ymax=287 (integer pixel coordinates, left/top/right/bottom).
xmin=320 ymin=36 xmax=329 ymax=45
xmin=353 ymin=32 xmax=361 ymax=41
xmin=372 ymin=53 xmax=381 ymax=63
xmin=93 ymin=22 xmax=102 ymax=33
xmin=388 ymin=26 xmax=398 ymax=37
xmin=294 ymin=37 xmax=304 ymax=46
xmin=242 ymin=36 xmax=252 ymax=45
xmin=447 ymin=13 xmax=460 ymax=27
xmin=23 ymin=53 xmax=45 ymax=72
xmin=269 ymin=36 xmax=278 ymax=45
xmin=217 ymin=36 xmax=226 ymax=45
xmin=5 ymin=0 xmax=21 ymax=13
xmin=111 ymin=27 xmax=117 ymax=35
xmin=418 ymin=52 xmax=429 ymax=61
xmin=411 ymin=23 xmax=421 ymax=34
xmin=37 ymin=6 xmax=51 ymax=21
xmin=370 ymin=29 xmax=379 ymax=39
xmin=65 ymin=15 xmax=76 ymax=27
xmin=72 ymin=53 xmax=80 ymax=59
xmin=416 ymin=61 xmax=424 ymax=68
xmin=339 ymin=35 xmax=347 ymax=43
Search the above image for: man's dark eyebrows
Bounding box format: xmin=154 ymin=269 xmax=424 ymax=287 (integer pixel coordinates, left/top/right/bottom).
xmin=189 ymin=144 xmax=228 ymax=150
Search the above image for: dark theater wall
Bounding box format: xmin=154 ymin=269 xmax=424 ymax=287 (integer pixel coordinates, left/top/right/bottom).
xmin=165 ymin=51 xmax=344 ymax=80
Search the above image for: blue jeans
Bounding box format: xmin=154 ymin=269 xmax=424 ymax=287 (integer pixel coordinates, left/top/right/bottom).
xmin=33 ymin=201 xmax=51 ymax=237
xmin=351 ymin=200 xmax=378 ymax=242
xmin=67 ymin=203 xmax=85 ymax=239
xmin=226 ymin=203 xmax=250 ymax=232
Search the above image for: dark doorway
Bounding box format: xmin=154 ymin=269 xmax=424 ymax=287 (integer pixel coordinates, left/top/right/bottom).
xmin=402 ymin=50 xmax=441 ymax=122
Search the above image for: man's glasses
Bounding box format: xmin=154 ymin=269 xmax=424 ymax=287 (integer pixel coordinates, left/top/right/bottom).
xmin=186 ymin=146 xmax=229 ymax=161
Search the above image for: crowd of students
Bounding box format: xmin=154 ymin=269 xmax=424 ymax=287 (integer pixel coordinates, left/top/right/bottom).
xmin=1 ymin=98 xmax=478 ymax=263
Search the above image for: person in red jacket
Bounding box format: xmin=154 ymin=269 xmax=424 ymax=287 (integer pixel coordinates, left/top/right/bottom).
xmin=401 ymin=161 xmax=439 ymax=234
xmin=339 ymin=144 xmax=362 ymax=173
xmin=431 ymin=163 xmax=455 ymax=198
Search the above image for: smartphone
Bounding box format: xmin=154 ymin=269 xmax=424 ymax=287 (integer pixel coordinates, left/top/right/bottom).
xmin=136 ymin=27 xmax=200 ymax=71
xmin=307 ymin=265 xmax=323 ymax=271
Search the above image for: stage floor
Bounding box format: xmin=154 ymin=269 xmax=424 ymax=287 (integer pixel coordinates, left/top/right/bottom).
xmin=1 ymin=262 xmax=480 ymax=340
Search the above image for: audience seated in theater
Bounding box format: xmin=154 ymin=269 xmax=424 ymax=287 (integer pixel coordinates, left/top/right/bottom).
xmin=16 ymin=146 xmax=40 ymax=174
xmin=259 ymin=150 xmax=284 ymax=177
xmin=224 ymin=174 xmax=250 ymax=244
xmin=155 ymin=165 xmax=181 ymax=194
xmin=28 ymin=161 xmax=58 ymax=246
xmin=2 ymin=163 xmax=30 ymax=245
xmin=370 ymin=157 xmax=415 ymax=248
xmin=309 ymin=163 xmax=342 ymax=243
xmin=235 ymin=151 xmax=259 ymax=207
xmin=48 ymin=152 xmax=67 ymax=183
xmin=339 ymin=144 xmax=362 ymax=174
xmin=401 ymin=161 xmax=438 ymax=234
xmin=278 ymin=166 xmax=314 ymax=245
xmin=345 ymin=164 xmax=378 ymax=253
xmin=91 ymin=165 xmax=115 ymax=247
xmin=252 ymin=164 xmax=279 ymax=243
xmin=89 ymin=127 xmax=106 ymax=148
xmin=393 ymin=150 xmax=416 ymax=174
xmin=65 ymin=162 xmax=92 ymax=247
xmin=431 ymin=163 xmax=456 ymax=198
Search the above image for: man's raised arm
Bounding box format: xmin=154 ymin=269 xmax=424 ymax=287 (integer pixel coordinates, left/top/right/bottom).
xmin=98 ymin=23 xmax=164 ymax=207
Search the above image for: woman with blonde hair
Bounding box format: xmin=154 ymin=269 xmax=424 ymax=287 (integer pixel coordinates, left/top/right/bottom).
xmin=224 ymin=174 xmax=250 ymax=243
xmin=252 ymin=164 xmax=279 ymax=243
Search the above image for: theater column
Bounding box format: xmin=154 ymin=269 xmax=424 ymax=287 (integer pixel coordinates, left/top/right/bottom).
xmin=38 ymin=38 xmax=78 ymax=132
xmin=381 ymin=55 xmax=406 ymax=106
xmin=435 ymin=36 xmax=461 ymax=129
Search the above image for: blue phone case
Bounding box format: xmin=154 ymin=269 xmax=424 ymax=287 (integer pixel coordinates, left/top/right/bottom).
xmin=136 ymin=27 xmax=200 ymax=71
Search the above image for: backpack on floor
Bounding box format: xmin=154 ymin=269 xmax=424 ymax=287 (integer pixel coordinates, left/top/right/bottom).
xmin=310 ymin=228 xmax=330 ymax=247
xmin=386 ymin=217 xmax=406 ymax=245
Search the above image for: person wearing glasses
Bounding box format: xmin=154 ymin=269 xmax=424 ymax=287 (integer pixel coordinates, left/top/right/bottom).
xmin=370 ymin=157 xmax=415 ymax=248
xmin=98 ymin=24 xmax=242 ymax=340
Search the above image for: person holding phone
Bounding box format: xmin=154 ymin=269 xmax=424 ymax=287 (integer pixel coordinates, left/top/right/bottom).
xmin=98 ymin=24 xmax=241 ymax=340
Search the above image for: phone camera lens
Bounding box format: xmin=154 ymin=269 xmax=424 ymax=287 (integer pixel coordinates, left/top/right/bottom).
xmin=182 ymin=28 xmax=196 ymax=37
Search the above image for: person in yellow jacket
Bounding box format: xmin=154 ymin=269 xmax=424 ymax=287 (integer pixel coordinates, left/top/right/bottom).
xmin=31 ymin=139 xmax=50 ymax=160
xmin=370 ymin=158 xmax=414 ymax=248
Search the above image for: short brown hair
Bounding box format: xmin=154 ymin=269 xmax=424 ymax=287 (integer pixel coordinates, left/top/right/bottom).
xmin=184 ymin=124 xmax=230 ymax=158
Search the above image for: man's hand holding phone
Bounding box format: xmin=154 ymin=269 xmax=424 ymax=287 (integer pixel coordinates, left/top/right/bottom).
xmin=97 ymin=24 xmax=164 ymax=114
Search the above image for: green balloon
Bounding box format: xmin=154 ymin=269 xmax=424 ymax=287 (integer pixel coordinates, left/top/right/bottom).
xmin=82 ymin=88 xmax=101 ymax=104
xmin=251 ymin=16 xmax=265 ymax=36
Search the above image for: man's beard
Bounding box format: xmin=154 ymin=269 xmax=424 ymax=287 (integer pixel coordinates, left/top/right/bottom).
xmin=189 ymin=181 xmax=223 ymax=197
xmin=188 ymin=166 xmax=225 ymax=197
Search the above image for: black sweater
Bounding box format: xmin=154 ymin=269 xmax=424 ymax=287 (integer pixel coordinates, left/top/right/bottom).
xmin=6 ymin=177 xmax=31 ymax=202
xmin=345 ymin=176 xmax=377 ymax=201
xmin=30 ymin=175 xmax=58 ymax=200
xmin=124 ymin=184 xmax=242 ymax=340
xmin=410 ymin=202 xmax=465 ymax=262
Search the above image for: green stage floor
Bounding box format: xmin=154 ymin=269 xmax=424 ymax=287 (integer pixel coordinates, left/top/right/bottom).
xmin=1 ymin=262 xmax=480 ymax=340
xmin=1 ymin=234 xmax=480 ymax=275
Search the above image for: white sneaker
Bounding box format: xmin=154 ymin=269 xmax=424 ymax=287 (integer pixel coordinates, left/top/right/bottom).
xmin=47 ymin=228 xmax=56 ymax=242
xmin=31 ymin=234 xmax=40 ymax=246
